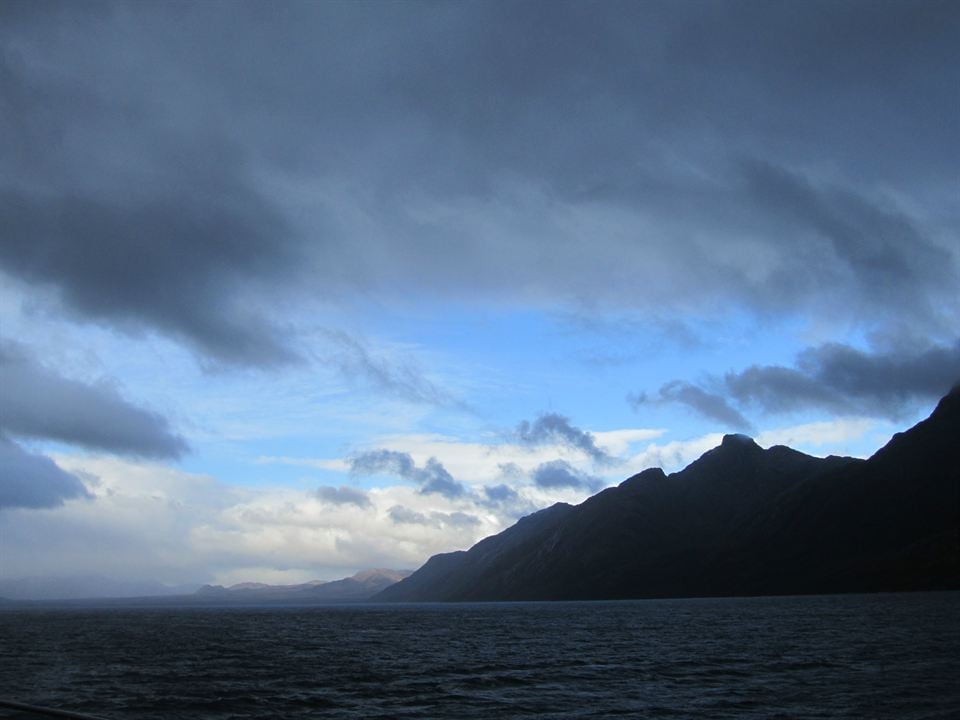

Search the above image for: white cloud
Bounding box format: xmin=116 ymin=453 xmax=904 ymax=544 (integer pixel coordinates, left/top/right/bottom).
xmin=593 ymin=428 xmax=667 ymax=456
xmin=756 ymin=418 xmax=882 ymax=457
xmin=620 ymin=433 xmax=727 ymax=477
xmin=0 ymin=454 xmax=515 ymax=585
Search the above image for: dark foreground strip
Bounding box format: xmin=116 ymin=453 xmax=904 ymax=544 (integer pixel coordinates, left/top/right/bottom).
xmin=0 ymin=700 xmax=110 ymax=720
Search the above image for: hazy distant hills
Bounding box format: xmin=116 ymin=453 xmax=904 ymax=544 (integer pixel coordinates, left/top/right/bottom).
xmin=377 ymin=388 xmax=960 ymax=602
xmin=194 ymin=568 xmax=410 ymax=603
xmin=0 ymin=575 xmax=199 ymax=601
xmin=0 ymin=569 xmax=409 ymax=605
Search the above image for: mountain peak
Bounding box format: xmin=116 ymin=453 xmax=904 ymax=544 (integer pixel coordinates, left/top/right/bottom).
xmin=721 ymin=433 xmax=758 ymax=448
xmin=374 ymin=393 xmax=958 ymax=602
xmin=618 ymin=466 xmax=667 ymax=490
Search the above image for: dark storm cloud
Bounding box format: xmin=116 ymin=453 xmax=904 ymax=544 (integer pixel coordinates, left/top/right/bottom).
xmin=0 ymin=435 xmax=91 ymax=510
xmin=642 ymin=341 xmax=960 ymax=425
xmin=0 ymin=6 xmax=300 ymax=367
xmin=738 ymin=160 xmax=957 ymax=331
xmin=1 ymin=0 xmax=957 ymax=358
xmin=0 ymin=189 xmax=297 ymax=367
xmin=531 ymin=460 xmax=602 ymax=492
xmin=724 ymin=342 xmax=960 ymax=419
xmin=515 ymin=413 xmax=612 ymax=464
xmin=628 ymin=382 xmax=752 ymax=432
xmin=350 ymin=450 xmax=466 ymax=499
xmin=315 ymin=485 xmax=371 ymax=509
xmin=0 ymin=342 xmax=186 ymax=458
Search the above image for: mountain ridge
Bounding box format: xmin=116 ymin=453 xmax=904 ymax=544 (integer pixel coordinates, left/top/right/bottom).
xmin=376 ymin=391 xmax=959 ymax=602
xmin=180 ymin=568 xmax=411 ymax=603
xmin=0 ymin=569 xmax=409 ymax=605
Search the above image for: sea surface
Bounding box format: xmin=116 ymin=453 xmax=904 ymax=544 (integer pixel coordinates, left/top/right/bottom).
xmin=1 ymin=592 xmax=958 ymax=719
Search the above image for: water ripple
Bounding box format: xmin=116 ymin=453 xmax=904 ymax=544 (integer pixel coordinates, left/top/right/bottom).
xmin=1 ymin=593 xmax=958 ymax=719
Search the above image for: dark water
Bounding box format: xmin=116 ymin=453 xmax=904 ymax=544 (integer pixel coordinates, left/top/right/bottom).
xmin=1 ymin=593 xmax=958 ymax=719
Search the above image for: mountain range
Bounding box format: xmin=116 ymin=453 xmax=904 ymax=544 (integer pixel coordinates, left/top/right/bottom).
xmin=192 ymin=568 xmax=409 ymax=604
xmin=376 ymin=388 xmax=960 ymax=602
xmin=0 ymin=576 xmax=199 ymax=602
xmin=0 ymin=569 xmax=408 ymax=605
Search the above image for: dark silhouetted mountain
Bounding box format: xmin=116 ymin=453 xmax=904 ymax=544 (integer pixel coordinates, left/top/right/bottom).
xmin=376 ymin=389 xmax=959 ymax=601
xmin=376 ymin=502 xmax=574 ymax=601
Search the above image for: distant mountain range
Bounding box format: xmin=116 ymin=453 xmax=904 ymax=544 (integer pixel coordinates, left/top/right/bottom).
xmin=376 ymin=388 xmax=960 ymax=602
xmin=0 ymin=569 xmax=408 ymax=605
xmin=192 ymin=569 xmax=409 ymax=604
xmin=0 ymin=575 xmax=199 ymax=601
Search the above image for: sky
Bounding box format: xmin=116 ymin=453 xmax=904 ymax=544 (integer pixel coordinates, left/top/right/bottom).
xmin=1 ymin=0 xmax=958 ymax=589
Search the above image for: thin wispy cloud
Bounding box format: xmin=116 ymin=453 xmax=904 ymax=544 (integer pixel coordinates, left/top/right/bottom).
xmin=317 ymin=330 xmax=467 ymax=409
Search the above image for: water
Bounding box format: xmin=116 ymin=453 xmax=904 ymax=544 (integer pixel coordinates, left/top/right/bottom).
xmin=1 ymin=593 xmax=957 ymax=719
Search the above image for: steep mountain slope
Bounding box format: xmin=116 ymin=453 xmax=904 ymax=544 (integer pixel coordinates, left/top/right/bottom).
xmin=732 ymin=387 xmax=960 ymax=594
xmin=375 ymin=502 xmax=574 ymax=601
xmin=376 ymin=389 xmax=959 ymax=601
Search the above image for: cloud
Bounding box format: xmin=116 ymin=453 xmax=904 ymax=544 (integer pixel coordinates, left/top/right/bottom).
xmin=349 ymin=449 xmax=415 ymax=477
xmin=387 ymin=506 xmax=480 ymax=528
xmin=724 ymin=342 xmax=960 ymax=419
xmin=0 ymin=453 xmax=500 ymax=585
xmin=1 ymin=2 xmax=956 ymax=364
xmin=483 ymin=483 xmax=519 ymax=505
xmin=315 ymin=485 xmax=371 ymax=509
xmin=0 ymin=341 xmax=187 ymax=458
xmin=317 ymin=330 xmax=464 ymax=408
xmin=350 ymin=450 xmax=466 ymax=499
xmin=755 ymin=418 xmax=878 ymax=453
xmin=531 ymin=459 xmax=603 ymax=492
xmin=739 ymin=160 xmax=956 ymax=332
xmin=417 ymin=458 xmax=466 ymax=499
xmin=515 ymin=413 xmax=612 ymax=463
xmin=497 ymin=462 xmax=524 ymax=479
xmin=387 ymin=505 xmax=428 ymax=525
xmin=639 ymin=341 xmax=960 ymax=427
xmin=629 ymin=381 xmax=752 ymax=432
xmin=0 ymin=137 xmax=299 ymax=368
xmin=0 ymin=435 xmax=91 ymax=510
xmin=621 ymin=434 xmax=726 ymax=477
